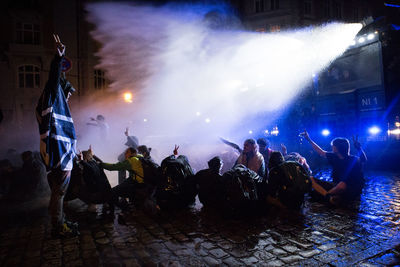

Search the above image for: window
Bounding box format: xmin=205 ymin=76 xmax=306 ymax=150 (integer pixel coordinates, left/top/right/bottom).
xmin=94 ymin=69 xmax=106 ymax=90
xmin=18 ymin=65 xmax=40 ymax=88
xmin=255 ymin=0 xmax=265 ymax=13
xmin=255 ymin=27 xmax=266 ymax=33
xmin=16 ymin=22 xmax=40 ymax=45
xmin=304 ymin=1 xmax=312 ymax=15
xmin=270 ymin=0 xmax=279 ymax=10
xmin=270 ymin=25 xmax=281 ymax=32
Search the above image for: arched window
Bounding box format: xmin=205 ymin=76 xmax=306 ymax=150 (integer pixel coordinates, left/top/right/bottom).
xmin=18 ymin=65 xmax=40 ymax=88
xmin=94 ymin=69 xmax=106 ymax=90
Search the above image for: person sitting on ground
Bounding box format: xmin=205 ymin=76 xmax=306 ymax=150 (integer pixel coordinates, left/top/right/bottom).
xmin=101 ymin=147 xmax=149 ymax=211
xmin=137 ymin=145 xmax=154 ymax=162
xmin=266 ymin=151 xmax=312 ymax=210
xmin=300 ymin=131 xmax=366 ymax=206
xmin=19 ymin=151 xmax=47 ymax=198
xmin=117 ymin=127 xmax=140 ymax=185
xmin=236 ymin=139 xmax=265 ymax=177
xmin=280 ymin=144 xmax=312 ymax=175
xmin=257 ymin=138 xmax=273 ymax=172
xmin=195 ymin=156 xmax=224 ymax=208
xmin=156 ymin=145 xmax=197 ymax=209
xmin=72 ymin=146 xmax=114 ymax=215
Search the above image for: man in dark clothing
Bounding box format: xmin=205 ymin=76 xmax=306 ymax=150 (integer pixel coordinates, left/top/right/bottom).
xmin=300 ymin=131 xmax=366 ymax=205
xmin=195 ymin=156 xmax=224 ymax=208
xmin=137 ymin=145 xmax=154 ymax=161
xmin=35 ymin=34 xmax=78 ymax=237
xmin=69 ymin=148 xmax=114 ymax=215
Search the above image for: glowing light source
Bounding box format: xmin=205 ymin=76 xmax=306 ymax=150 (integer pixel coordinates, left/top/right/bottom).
xmin=143 ymin=118 xmax=148 ymax=122
xmin=367 ymin=33 xmax=375 ymax=40
xmin=395 ymin=122 xmax=400 ymax=127
xmin=205 ymin=118 xmax=211 ymax=123
xmin=271 ymin=126 xmax=279 ymax=136
xmin=388 ymin=128 xmax=400 ymax=135
xmin=264 ymin=130 xmax=269 ymax=134
xmin=196 ymin=111 xmax=201 ymax=116
xmin=368 ymin=126 xmax=381 ymax=135
xmin=358 ymin=37 xmax=365 ymax=43
xmin=321 ymin=129 xmax=330 ymax=136
xmin=249 ymin=130 xmax=253 ymax=134
xmin=123 ymin=92 xmax=133 ymax=103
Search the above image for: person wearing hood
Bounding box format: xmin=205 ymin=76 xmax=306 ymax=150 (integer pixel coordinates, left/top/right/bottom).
xmin=35 ymin=34 xmax=78 ymax=238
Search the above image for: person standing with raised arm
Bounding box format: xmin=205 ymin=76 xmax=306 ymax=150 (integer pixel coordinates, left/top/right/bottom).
xmin=36 ymin=34 xmax=78 ymax=238
xmin=299 ymin=131 xmax=366 ymax=206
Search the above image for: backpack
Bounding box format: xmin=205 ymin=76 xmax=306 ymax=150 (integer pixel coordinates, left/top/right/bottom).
xmin=223 ymin=164 xmax=260 ymax=204
xmin=156 ymin=155 xmax=196 ymax=208
xmin=269 ymin=161 xmax=312 ymax=209
xmin=138 ymin=157 xmax=161 ymax=186
xmin=159 ymin=155 xmax=194 ymax=192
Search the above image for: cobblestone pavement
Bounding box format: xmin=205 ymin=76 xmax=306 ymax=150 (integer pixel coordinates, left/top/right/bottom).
xmin=1 ymin=171 xmax=400 ymax=266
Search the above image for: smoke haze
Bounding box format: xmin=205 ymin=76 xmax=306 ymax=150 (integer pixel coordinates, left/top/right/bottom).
xmin=83 ymin=1 xmax=361 ymax=170
xmin=0 ymin=2 xmax=362 ymax=182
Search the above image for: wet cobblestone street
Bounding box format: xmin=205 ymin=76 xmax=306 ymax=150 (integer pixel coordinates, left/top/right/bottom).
xmin=1 ymin=171 xmax=400 ymax=266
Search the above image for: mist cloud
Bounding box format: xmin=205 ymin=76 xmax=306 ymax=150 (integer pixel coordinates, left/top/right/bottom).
xmin=84 ymin=2 xmax=362 ymax=167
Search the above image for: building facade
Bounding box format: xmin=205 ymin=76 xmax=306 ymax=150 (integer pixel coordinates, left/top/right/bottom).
xmin=237 ymin=0 xmax=376 ymax=32
xmin=0 ymin=0 xmax=107 ymax=131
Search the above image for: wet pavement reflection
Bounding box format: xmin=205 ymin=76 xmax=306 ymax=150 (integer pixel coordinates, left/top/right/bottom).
xmin=0 ymin=171 xmax=400 ymax=266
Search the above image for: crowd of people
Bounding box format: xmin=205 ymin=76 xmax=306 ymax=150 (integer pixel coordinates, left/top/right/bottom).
xmin=0 ymin=35 xmax=368 ymax=239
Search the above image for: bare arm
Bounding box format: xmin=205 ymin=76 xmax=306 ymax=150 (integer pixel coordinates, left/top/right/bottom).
xmin=352 ymin=135 xmax=367 ymax=163
xmin=327 ymin=181 xmax=347 ymax=195
xmin=280 ymin=143 xmax=287 ymax=156
xmin=220 ymin=137 xmax=242 ymax=153
xmin=300 ymin=131 xmax=327 ymax=158
xmin=46 ymin=34 xmax=65 ymax=95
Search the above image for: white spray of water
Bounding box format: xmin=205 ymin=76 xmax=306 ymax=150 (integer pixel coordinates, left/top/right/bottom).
xmin=84 ymin=2 xmax=362 ymax=170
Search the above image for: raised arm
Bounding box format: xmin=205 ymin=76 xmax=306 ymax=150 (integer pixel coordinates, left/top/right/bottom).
xmin=352 ymin=135 xmax=367 ymax=163
xmin=220 ymin=137 xmax=242 ymax=153
xmin=46 ymin=34 xmax=65 ymax=94
xmin=300 ymin=131 xmax=327 ymax=158
xmin=280 ymin=143 xmax=287 ymax=156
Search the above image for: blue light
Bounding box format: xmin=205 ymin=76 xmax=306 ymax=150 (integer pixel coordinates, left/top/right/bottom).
xmin=368 ymin=126 xmax=381 ymax=135
xmin=384 ymin=3 xmax=400 ymax=8
xmin=321 ymin=129 xmax=330 ymax=136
